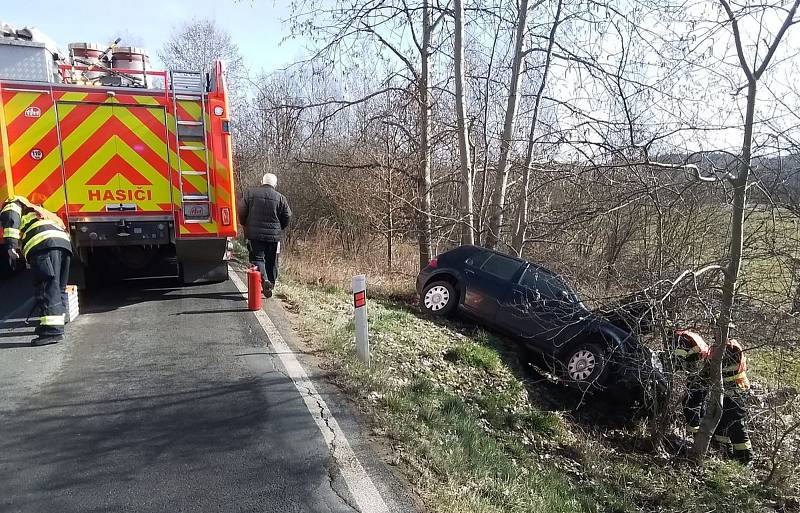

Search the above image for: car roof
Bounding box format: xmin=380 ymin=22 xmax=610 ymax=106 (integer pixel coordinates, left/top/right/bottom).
xmin=453 ymin=245 xmax=530 ymax=266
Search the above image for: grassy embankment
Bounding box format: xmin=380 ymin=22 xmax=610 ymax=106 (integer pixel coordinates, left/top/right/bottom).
xmin=268 ymin=240 xmax=787 ymax=513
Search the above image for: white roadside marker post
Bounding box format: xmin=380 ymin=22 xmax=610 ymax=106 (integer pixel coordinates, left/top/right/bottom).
xmin=352 ymin=275 xmax=370 ymax=366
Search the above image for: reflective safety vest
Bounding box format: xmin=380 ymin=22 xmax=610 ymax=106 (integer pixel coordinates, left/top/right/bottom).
xmin=722 ymin=339 xmax=750 ymax=392
xmin=1 ymin=197 xmax=71 ymax=258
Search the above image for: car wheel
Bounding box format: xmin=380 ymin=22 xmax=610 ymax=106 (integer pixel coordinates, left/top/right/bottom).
xmin=559 ymin=342 xmax=608 ymax=389
xmin=421 ymin=281 xmax=457 ymax=316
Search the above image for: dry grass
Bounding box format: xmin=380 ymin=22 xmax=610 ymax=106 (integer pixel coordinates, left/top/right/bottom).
xmin=283 ymin=232 xmax=418 ymax=301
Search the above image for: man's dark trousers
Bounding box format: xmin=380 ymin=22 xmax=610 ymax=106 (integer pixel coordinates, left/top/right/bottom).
xmin=31 ymin=248 xmax=70 ymax=336
xmin=249 ymin=240 xmax=279 ymax=288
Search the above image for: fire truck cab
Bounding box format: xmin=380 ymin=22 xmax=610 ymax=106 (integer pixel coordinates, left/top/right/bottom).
xmin=0 ymin=25 xmax=237 ymax=286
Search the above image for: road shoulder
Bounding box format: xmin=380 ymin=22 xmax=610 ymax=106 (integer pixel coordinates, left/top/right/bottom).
xmin=233 ymin=270 xmax=424 ymax=513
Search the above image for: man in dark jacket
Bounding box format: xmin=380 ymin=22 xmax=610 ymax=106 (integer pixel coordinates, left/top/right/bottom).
xmin=237 ymin=173 xmax=291 ymax=297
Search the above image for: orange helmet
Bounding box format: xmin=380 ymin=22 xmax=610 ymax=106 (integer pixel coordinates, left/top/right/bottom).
xmin=673 ymin=329 xmax=710 ymax=359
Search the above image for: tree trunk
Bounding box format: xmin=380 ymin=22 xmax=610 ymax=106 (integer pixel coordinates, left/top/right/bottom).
xmin=387 ymin=163 xmax=394 ymax=273
xmin=485 ymin=0 xmax=530 ymax=249
xmin=689 ymin=80 xmax=756 ymax=462
xmin=417 ymin=0 xmax=433 ymax=270
xmin=511 ymin=0 xmax=561 ymax=255
xmin=454 ymin=0 xmax=474 ymax=245
xmin=476 ymin=22 xmax=501 ymax=241
xmin=690 ymin=0 xmax=799 ymax=461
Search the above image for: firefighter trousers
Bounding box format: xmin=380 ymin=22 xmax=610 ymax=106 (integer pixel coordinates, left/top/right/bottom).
xmin=31 ymin=248 xmax=70 ymax=337
xmin=683 ymin=387 xmax=705 ymax=432
xmin=716 ymin=393 xmax=753 ymax=463
xmin=682 ymin=388 xmax=753 ymax=463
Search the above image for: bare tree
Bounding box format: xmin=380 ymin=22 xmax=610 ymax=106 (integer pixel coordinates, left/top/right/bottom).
xmin=454 ymin=0 xmax=474 ymax=245
xmin=690 ymin=0 xmax=800 ymax=462
xmin=158 ymin=18 xmax=244 ymax=90
xmin=417 ymin=0 xmax=434 ymax=269
xmin=485 ymin=0 xmax=532 ymax=249
xmin=511 ymin=0 xmax=562 ymax=255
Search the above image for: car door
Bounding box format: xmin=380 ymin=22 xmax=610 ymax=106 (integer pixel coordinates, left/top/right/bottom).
xmin=498 ymin=265 xmax=584 ymax=348
xmin=462 ymin=252 xmax=524 ymax=323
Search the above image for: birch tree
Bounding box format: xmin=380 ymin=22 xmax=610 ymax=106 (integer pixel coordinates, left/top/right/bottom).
xmin=510 ymin=0 xmax=562 ymax=255
xmin=285 ymin=1 xmax=445 ymax=270
xmin=454 ymin=0 xmax=475 ymax=245
xmin=485 ymin=0 xmax=532 ymax=249
xmin=418 ymin=0 xmax=434 ymax=268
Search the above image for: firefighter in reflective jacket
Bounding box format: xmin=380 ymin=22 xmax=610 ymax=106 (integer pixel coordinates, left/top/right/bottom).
xmin=1 ymin=196 xmax=72 ymax=346
xmin=672 ymin=330 xmax=754 ymax=463
xmin=715 ymin=338 xmax=753 ymax=463
xmin=673 ymin=329 xmax=709 ymax=433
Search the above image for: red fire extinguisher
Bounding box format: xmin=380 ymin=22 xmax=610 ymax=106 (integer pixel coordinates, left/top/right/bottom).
xmin=247 ymin=266 xmax=262 ymax=311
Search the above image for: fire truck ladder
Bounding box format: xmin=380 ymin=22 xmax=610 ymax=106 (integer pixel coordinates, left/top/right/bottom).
xmin=170 ymin=69 xmax=212 ymax=223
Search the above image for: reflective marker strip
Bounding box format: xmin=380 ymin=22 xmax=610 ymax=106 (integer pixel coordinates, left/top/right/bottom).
xmin=230 ymin=272 xmax=391 ymax=513
xmin=354 ymin=290 xmax=366 ymax=308
xmin=22 ymin=219 xmax=52 ymax=233
xmin=23 ymin=230 xmax=71 ymax=258
xmin=20 ymin=213 xmax=39 ymax=231
xmin=3 ymin=228 xmax=20 ymax=239
xmin=40 ymin=315 xmax=65 ymax=326
xmin=733 ymin=441 xmax=752 ymax=450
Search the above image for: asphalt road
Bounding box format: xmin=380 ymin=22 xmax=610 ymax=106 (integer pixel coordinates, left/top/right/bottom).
xmin=0 ymin=272 xmax=415 ymax=513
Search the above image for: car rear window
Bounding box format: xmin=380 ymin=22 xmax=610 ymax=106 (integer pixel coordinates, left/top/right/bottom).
xmin=479 ymin=254 xmax=522 ymax=280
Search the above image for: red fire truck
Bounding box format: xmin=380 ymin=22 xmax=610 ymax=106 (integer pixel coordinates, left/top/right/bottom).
xmin=0 ymin=30 xmax=237 ymax=285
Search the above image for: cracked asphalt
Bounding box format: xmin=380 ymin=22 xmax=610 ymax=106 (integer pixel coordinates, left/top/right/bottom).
xmin=0 ymin=272 xmax=417 ymax=513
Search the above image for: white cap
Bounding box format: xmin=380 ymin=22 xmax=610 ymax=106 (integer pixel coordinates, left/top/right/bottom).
xmin=262 ymin=173 xmax=278 ymax=187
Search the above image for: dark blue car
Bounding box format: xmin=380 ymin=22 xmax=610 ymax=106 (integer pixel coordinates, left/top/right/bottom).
xmin=416 ymin=245 xmax=663 ymax=395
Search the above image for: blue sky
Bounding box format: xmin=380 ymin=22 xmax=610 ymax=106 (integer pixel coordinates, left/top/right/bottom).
xmin=3 ymin=0 xmax=305 ymax=74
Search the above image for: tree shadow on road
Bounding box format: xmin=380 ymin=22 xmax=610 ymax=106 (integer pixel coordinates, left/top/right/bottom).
xmin=0 ymin=372 xmax=345 ymax=512
xmin=79 ymin=279 xmax=245 ymax=315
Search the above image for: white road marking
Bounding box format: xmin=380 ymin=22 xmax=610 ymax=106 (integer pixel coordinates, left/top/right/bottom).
xmin=230 ymin=272 xmax=391 ymax=513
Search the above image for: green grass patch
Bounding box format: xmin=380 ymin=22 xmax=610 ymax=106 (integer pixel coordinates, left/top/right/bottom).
xmin=749 ymin=348 xmax=800 ymax=389
xmin=444 ymin=342 xmax=501 ymax=373
xmin=383 ymin=378 xmax=583 ymax=513
xmin=276 ymin=276 xmax=793 ymax=513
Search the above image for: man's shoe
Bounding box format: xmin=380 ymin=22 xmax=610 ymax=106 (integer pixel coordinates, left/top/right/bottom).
xmin=31 ymin=334 xmax=63 ymax=347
